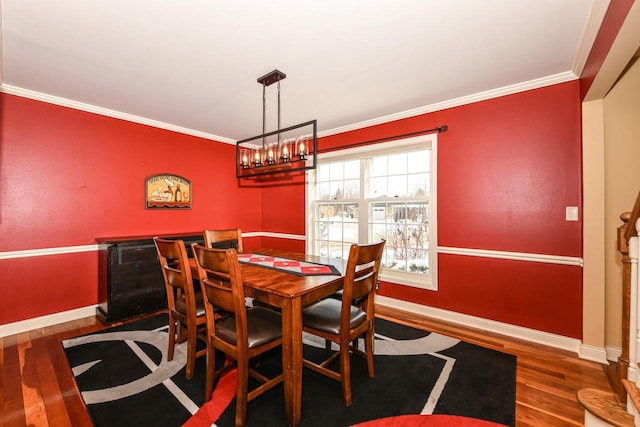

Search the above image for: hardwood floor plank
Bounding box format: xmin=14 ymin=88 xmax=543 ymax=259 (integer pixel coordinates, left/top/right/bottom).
xmin=1 ymin=334 xmax=27 ymax=427
xmin=515 ymin=403 xmax=583 ymax=427
xmin=0 ymin=336 xmax=4 ymax=425
xmin=17 ymin=331 xmax=48 ymax=427
xmin=30 ymin=329 xmax=72 ymax=427
xmin=517 ymin=383 xmax=585 ymax=422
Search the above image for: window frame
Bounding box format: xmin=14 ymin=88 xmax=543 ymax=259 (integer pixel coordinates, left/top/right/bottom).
xmin=306 ymin=134 xmax=438 ymax=290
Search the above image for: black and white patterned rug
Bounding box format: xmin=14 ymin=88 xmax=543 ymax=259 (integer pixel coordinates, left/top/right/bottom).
xmin=61 ymin=314 xmax=516 ymax=426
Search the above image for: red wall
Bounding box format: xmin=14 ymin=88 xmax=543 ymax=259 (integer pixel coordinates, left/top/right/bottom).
xmin=268 ymin=82 xmax=584 ymax=338
xmin=0 ymin=93 xmax=262 ymax=324
xmin=1 ymin=81 xmax=583 ymax=338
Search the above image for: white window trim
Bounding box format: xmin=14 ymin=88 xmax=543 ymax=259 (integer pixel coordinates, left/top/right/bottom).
xmin=306 ymin=134 xmax=438 ymax=291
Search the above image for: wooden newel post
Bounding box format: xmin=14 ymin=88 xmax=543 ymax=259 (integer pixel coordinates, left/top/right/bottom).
xmin=616 ymin=212 xmax=632 ymax=402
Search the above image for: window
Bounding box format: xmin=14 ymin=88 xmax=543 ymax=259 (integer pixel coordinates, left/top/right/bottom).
xmin=307 ymin=134 xmax=438 ymax=290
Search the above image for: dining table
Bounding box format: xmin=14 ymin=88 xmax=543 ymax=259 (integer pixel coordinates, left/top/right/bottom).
xmin=192 ymin=248 xmax=347 ymax=427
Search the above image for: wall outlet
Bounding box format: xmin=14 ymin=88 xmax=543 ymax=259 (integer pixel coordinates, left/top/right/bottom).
xmin=566 ymin=206 xmax=579 ymax=221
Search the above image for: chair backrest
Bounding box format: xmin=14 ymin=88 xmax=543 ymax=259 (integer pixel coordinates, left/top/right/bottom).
xmin=203 ymin=228 xmax=243 ymax=252
xmin=191 ymin=243 xmax=248 ymax=345
xmin=340 ymin=241 xmax=386 ymax=321
xmin=153 ymin=237 xmax=196 ymax=313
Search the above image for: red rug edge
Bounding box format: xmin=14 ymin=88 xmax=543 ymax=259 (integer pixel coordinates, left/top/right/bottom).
xmin=351 ymin=414 xmax=510 ymax=427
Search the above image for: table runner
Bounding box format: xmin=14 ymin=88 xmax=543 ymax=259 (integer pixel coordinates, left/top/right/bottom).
xmin=237 ymin=253 xmax=341 ymax=276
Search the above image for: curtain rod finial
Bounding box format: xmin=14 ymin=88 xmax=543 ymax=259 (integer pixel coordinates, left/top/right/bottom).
xmin=438 ymin=125 xmax=448 ymax=133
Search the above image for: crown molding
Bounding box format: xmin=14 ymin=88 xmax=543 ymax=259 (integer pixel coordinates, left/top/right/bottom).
xmin=572 ymin=0 xmax=611 ymax=76
xmin=318 ymin=71 xmax=578 ymax=138
xmin=3 ymin=69 xmax=577 ymax=144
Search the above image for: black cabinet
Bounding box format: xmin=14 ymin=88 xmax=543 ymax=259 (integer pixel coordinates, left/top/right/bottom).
xmin=96 ymin=232 xmax=204 ymax=323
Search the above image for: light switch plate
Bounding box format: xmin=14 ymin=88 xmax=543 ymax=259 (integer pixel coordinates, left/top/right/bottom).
xmin=566 ymin=206 xmax=579 ymax=221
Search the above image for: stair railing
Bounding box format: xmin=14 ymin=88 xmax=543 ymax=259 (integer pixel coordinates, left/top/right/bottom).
xmin=577 ymin=191 xmax=640 ymax=426
xmin=622 ymin=190 xmax=640 ymax=420
xmin=616 ymin=190 xmax=640 ymax=405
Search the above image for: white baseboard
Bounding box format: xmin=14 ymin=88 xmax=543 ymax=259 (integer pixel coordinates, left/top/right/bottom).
xmin=376 ymin=295 xmax=607 ymax=363
xmin=0 ymin=295 xmax=611 ymax=365
xmin=0 ymin=305 xmax=97 ymax=338
xmin=580 ymin=344 xmax=610 ymax=364
xmin=606 ymin=346 xmax=623 ymax=363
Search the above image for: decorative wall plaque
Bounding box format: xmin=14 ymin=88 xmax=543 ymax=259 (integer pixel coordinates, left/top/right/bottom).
xmin=145 ymin=174 xmax=191 ymax=209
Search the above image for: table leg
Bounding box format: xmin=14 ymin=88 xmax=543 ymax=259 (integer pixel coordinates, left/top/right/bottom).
xmin=281 ymin=297 xmax=303 ymax=426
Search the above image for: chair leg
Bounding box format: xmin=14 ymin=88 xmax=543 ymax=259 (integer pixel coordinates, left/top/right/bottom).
xmin=365 ymin=327 xmax=375 ymax=378
xmin=340 ymin=337 xmax=353 ymax=406
xmin=168 ymin=314 xmax=176 ymax=361
xmin=235 ymin=357 xmax=249 ymax=427
xmin=204 ymin=343 xmax=215 ymax=401
xmin=185 ymin=321 xmax=196 ymax=379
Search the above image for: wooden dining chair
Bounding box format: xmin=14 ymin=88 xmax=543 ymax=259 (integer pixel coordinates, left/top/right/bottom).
xmin=301 ymin=240 xmax=385 ymax=406
xmin=191 ymin=243 xmax=283 ymax=427
xmin=203 ymin=228 xmax=243 ymax=252
xmin=153 ymin=237 xmax=207 ymax=379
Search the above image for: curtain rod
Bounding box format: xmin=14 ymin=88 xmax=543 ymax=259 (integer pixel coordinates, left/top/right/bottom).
xmin=316 ymin=125 xmax=448 ymax=154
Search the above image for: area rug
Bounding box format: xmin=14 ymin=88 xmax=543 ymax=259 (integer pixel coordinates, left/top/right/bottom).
xmin=61 ymin=314 xmax=516 ymax=427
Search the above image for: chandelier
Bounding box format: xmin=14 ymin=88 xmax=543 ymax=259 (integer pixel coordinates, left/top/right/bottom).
xmin=236 ymin=69 xmax=317 ymax=179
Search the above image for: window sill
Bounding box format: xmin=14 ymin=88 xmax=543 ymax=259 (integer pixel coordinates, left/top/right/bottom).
xmin=379 ymin=269 xmax=437 ymax=291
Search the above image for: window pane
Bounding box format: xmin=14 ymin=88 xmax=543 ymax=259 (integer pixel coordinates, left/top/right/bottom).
xmin=408 ymin=249 xmax=429 ymax=274
xmin=384 ymin=246 xmax=407 ymax=272
xmin=317 ymin=203 xmax=330 ymax=219
xmin=329 ymin=182 xmax=343 ymax=199
xmin=370 ymin=223 xmax=387 ymax=242
xmin=388 ymin=175 xmax=407 ymax=197
xmin=329 ymin=162 xmax=343 ymax=180
xmin=344 ymin=159 xmax=360 ymax=179
xmin=316 ymin=202 xmax=359 ymax=248
xmin=343 ymin=223 xmax=358 ymax=243
xmin=343 ymin=179 xmax=360 ymax=199
xmin=318 ymin=182 xmax=331 ymax=200
xmin=388 ymin=153 xmax=407 ymax=175
xmin=328 ymin=221 xmax=342 ymax=240
xmin=315 ymin=220 xmax=328 ymax=240
xmin=335 ymin=204 xmax=350 ymax=219
xmin=370 ymin=177 xmax=387 ymax=198
xmin=340 ymin=243 xmax=351 ymax=260
xmin=316 ymin=240 xmax=327 ymax=256
xmin=318 ymin=163 xmax=331 ymax=181
xmin=408 ymin=150 xmax=429 ymax=173
xmin=370 ymin=202 xmax=388 ymax=222
xmin=369 ymin=202 xmax=429 ymax=273
xmin=408 ymin=173 xmax=428 ymax=196
xmin=343 ymin=203 xmax=359 ymax=221
xmin=321 ymin=241 xmax=343 ymax=258
xmin=371 ymin=156 xmax=387 ymax=176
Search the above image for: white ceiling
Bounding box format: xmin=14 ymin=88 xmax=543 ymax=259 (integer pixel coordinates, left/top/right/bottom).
xmin=0 ymin=0 xmax=607 ymax=143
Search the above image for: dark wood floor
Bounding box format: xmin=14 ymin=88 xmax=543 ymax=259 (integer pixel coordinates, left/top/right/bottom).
xmin=0 ymin=305 xmax=614 ymax=426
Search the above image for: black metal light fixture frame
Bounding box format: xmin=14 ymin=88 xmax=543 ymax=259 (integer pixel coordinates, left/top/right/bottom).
xmin=236 ymin=69 xmax=317 ymax=179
